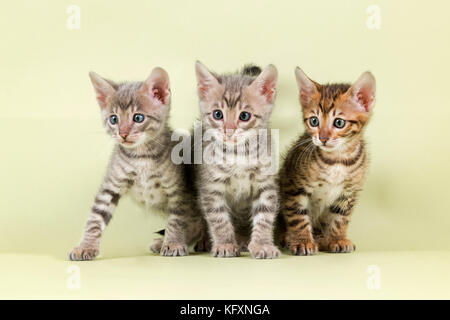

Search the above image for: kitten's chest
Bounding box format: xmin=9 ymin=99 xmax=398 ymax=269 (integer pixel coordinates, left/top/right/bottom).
xmin=225 ymin=174 xmax=252 ymax=202
xmin=131 ymin=161 xmax=166 ymax=207
xmin=310 ymin=165 xmax=347 ymax=209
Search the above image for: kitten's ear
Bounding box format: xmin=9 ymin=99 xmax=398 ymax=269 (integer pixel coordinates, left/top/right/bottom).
xmin=295 ymin=67 xmax=320 ymax=108
xmin=346 ymin=71 xmax=376 ymax=112
xmin=89 ymin=71 xmax=117 ymax=109
xmin=195 ymin=61 xmax=221 ymax=100
xmin=141 ymin=67 xmax=171 ymax=106
xmin=249 ymin=64 xmax=278 ymax=104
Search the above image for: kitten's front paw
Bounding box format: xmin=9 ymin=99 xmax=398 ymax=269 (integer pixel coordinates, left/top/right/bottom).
xmin=327 ymin=239 xmax=355 ymax=253
xmin=160 ymin=243 xmax=189 ymax=256
xmin=248 ymin=243 xmax=281 ymax=259
xmin=290 ymin=240 xmax=318 ymax=256
xmin=211 ymin=243 xmax=240 ymax=257
xmin=150 ymin=238 xmax=163 ymax=254
xmin=69 ymin=246 xmax=99 ymax=261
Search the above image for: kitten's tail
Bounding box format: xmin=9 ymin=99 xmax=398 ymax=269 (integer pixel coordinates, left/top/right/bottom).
xmin=242 ymin=64 xmax=262 ymax=77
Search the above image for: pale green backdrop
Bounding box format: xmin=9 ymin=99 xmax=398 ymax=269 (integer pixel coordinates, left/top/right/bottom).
xmin=1 ymin=0 xmax=449 ymax=299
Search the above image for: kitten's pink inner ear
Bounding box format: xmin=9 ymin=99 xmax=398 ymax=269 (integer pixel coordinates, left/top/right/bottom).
xmin=349 ymin=71 xmax=376 ymax=112
xmin=142 ymin=67 xmax=171 ymax=106
xmin=295 ymin=68 xmax=319 ymax=108
xmin=89 ymin=72 xmax=116 ymax=109
xmin=260 ymin=80 xmax=276 ymax=103
xmin=355 ymin=87 xmax=374 ymax=112
xmin=96 ymin=92 xmax=108 ymax=108
xmin=195 ymin=61 xmax=220 ymax=100
xmin=198 ymin=81 xmax=212 ymax=99
xmin=253 ymin=65 xmax=277 ymax=104
xmin=142 ymin=80 xmax=170 ymax=106
xmin=300 ymin=87 xmax=315 ymax=106
xmin=197 ymin=77 xmax=222 ymax=100
xmin=149 ymin=84 xmax=170 ymax=105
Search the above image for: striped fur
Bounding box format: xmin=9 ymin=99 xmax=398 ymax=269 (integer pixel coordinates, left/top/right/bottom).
xmin=69 ymin=68 xmax=204 ymax=261
xmin=194 ymin=61 xmax=281 ymax=259
xmin=278 ymin=68 xmax=376 ymax=255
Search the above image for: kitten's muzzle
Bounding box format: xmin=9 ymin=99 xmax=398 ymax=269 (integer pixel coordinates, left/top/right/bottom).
xmin=120 ymin=133 xmax=136 ymax=145
xmin=319 ymin=136 xmax=329 ymax=145
xmin=225 ymin=128 xmax=235 ymax=137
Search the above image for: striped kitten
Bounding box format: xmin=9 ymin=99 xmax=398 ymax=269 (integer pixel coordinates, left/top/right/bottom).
xmin=194 ymin=61 xmax=281 ymax=259
xmin=69 ymin=67 xmax=203 ymax=260
xmin=279 ymin=68 xmax=376 ymax=255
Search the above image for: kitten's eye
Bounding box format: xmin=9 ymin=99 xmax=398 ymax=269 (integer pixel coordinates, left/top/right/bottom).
xmin=309 ymin=116 xmax=319 ymax=127
xmin=213 ymin=110 xmax=223 ymax=120
xmin=109 ymin=115 xmax=119 ymax=125
xmin=239 ymin=112 xmax=251 ymax=122
xmin=133 ymin=113 xmax=145 ymax=123
xmin=334 ymin=118 xmax=346 ymax=128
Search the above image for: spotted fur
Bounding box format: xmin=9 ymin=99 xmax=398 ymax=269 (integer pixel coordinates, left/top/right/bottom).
xmin=194 ymin=61 xmax=281 ymax=259
xmin=68 ymin=68 xmax=204 ymax=261
xmin=279 ymin=68 xmax=376 ymax=255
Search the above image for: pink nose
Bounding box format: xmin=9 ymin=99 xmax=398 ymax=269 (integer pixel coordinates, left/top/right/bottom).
xmin=319 ymin=136 xmax=329 ymax=144
xmin=225 ymin=120 xmax=237 ymax=131
xmin=225 ymin=129 xmax=234 ymax=137
xmin=120 ymin=133 xmax=128 ymax=140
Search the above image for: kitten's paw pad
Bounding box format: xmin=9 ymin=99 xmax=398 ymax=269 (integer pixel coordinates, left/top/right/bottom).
xmin=328 ymin=239 xmax=355 ymax=253
xmin=290 ymin=241 xmax=318 ymax=256
xmin=211 ymin=244 xmax=240 ymax=257
xmin=160 ymin=243 xmax=189 ymax=256
xmin=150 ymin=238 xmax=163 ymax=254
xmin=248 ymin=243 xmax=281 ymax=259
xmin=69 ymin=247 xmax=99 ymax=261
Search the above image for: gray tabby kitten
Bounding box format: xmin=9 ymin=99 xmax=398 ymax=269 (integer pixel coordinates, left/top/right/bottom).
xmin=194 ymin=61 xmax=281 ymax=259
xmin=69 ymin=67 xmax=203 ymax=260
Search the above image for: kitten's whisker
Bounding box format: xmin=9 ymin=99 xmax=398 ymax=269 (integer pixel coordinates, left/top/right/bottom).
xmin=292 ymin=139 xmax=312 ymax=149
xmin=298 ymin=142 xmax=313 ymax=163
xmin=295 ymin=140 xmax=315 ymax=168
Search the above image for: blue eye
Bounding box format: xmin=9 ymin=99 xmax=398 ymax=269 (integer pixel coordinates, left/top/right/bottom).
xmin=213 ymin=110 xmax=223 ymax=120
xmin=239 ymin=112 xmax=251 ymax=121
xmin=109 ymin=115 xmax=118 ymax=125
xmin=133 ymin=113 xmax=145 ymax=123
xmin=334 ymin=118 xmax=346 ymax=128
xmin=309 ymin=116 xmax=319 ymax=127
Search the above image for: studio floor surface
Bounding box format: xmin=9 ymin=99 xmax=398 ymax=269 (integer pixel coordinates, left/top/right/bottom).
xmin=1 ymin=250 xmax=449 ymax=299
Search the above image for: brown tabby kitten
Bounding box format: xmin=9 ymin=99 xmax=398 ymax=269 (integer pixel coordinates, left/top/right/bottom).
xmin=69 ymin=67 xmax=204 ymax=260
xmin=194 ymin=61 xmax=281 ymax=259
xmin=279 ymin=67 xmax=376 ymax=255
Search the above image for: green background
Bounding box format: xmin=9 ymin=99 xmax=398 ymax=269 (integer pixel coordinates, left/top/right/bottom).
xmin=1 ymin=0 xmax=449 ymax=299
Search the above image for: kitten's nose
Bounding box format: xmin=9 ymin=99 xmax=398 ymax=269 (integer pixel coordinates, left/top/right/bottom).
xmin=225 ymin=129 xmax=235 ymax=137
xmin=120 ymin=133 xmax=128 ymax=140
xmin=319 ymin=136 xmax=329 ymax=145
